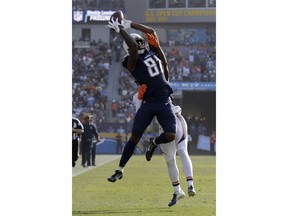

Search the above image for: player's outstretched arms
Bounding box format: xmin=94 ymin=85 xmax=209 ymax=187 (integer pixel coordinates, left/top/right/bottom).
xmin=120 ymin=28 xmax=138 ymax=72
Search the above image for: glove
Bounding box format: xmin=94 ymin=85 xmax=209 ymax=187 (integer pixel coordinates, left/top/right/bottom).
xmin=121 ymin=19 xmax=132 ymax=30
xmin=137 ymin=84 xmax=147 ymax=100
xmin=146 ymin=33 xmax=159 ymax=48
xmin=108 ymin=17 xmax=121 ymax=33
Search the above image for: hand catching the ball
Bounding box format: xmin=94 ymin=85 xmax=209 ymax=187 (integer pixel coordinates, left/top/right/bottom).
xmin=146 ymin=33 xmax=160 ymax=48
xmin=108 ymin=10 xmax=132 ymax=32
xmin=121 ymin=19 xmax=132 ymax=30
xmin=108 ymin=17 xmax=121 ymax=33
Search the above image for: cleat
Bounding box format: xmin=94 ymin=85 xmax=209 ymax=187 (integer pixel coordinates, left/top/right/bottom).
xmin=168 ymin=189 xmax=185 ymax=207
xmin=145 ymin=138 xmax=157 ymax=161
xmin=107 ymin=170 xmax=123 ymax=182
xmin=188 ymin=186 xmax=196 ymax=197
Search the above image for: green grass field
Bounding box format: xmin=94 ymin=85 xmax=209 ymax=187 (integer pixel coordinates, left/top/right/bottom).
xmin=73 ymin=155 xmax=216 ymax=216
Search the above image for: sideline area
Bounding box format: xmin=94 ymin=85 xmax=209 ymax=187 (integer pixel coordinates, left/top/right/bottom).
xmin=72 ymin=154 xmax=121 ymax=177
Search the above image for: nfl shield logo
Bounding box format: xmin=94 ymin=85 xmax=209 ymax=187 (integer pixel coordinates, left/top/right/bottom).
xmin=73 ymin=10 xmax=83 ymax=22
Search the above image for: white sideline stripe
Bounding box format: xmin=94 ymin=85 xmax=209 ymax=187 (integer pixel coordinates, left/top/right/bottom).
xmin=72 ymin=155 xmax=120 ymax=177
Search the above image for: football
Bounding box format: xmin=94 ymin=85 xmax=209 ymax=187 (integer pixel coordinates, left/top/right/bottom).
xmin=110 ymin=10 xmax=124 ymax=24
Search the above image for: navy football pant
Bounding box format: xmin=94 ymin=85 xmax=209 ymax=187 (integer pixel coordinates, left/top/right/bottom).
xmin=132 ymin=101 xmax=176 ymax=137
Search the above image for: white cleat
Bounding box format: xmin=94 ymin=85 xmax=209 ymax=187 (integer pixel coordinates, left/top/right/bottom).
xmin=188 ymin=186 xmax=196 ymax=197
xmin=168 ymin=189 xmax=185 ymax=207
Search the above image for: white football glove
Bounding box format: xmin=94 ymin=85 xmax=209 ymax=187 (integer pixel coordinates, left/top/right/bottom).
xmin=108 ymin=17 xmax=121 ymax=33
xmin=121 ymin=19 xmax=132 ymax=30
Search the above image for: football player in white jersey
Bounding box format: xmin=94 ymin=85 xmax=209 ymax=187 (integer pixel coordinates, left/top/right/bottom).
xmin=133 ymin=90 xmax=196 ymax=207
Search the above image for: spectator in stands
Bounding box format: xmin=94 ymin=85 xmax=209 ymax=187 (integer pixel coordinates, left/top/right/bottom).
xmin=86 ymin=93 xmax=95 ymax=107
xmin=116 ymin=125 xmax=125 ymax=134
xmin=180 ymin=59 xmax=190 ymax=81
xmin=114 ymin=38 xmax=122 ymax=63
xmin=206 ymin=56 xmax=215 ymax=73
xmin=107 ymin=125 xmax=114 ymax=133
xmin=189 ymin=122 xmax=198 ymax=147
xmin=169 ymin=47 xmax=179 ymax=57
xmin=111 ymin=100 xmax=117 ymax=118
xmin=197 ymin=122 xmax=207 ymax=136
xmin=187 ymin=133 xmax=193 ymax=154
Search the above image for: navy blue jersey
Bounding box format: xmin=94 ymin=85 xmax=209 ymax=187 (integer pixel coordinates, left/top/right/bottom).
xmin=82 ymin=123 xmax=99 ymax=140
xmin=123 ymin=50 xmax=173 ymax=102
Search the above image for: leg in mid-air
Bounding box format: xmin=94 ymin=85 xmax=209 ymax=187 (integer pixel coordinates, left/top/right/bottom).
xmin=160 ymin=141 xmax=185 ymax=207
xmin=108 ymin=107 xmax=154 ymax=182
xmin=146 ymin=131 xmax=175 ymax=161
xmin=107 ymin=134 xmax=141 ymax=182
xmin=159 ymin=111 xmax=196 ymax=206
xmin=177 ymin=148 xmax=196 ymax=197
xmin=176 ymin=114 xmax=196 ymax=197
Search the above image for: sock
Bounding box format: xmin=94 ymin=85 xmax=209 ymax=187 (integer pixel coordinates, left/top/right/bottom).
xmin=117 ymin=167 xmax=124 ymax=173
xmin=186 ymin=177 xmax=194 ymax=187
xmin=172 ymin=181 xmax=180 ymax=193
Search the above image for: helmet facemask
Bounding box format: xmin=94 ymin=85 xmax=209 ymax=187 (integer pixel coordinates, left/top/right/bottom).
xmin=123 ymin=33 xmax=149 ymax=55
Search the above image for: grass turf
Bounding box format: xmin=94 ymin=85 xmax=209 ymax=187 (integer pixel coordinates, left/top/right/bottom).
xmin=73 ymin=155 xmax=216 ymax=216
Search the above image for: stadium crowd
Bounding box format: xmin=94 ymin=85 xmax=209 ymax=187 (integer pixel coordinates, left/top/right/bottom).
xmin=72 ymin=39 xmax=111 ymax=127
xmin=162 ymin=43 xmax=216 ymax=82
xmin=114 ymin=69 xmax=137 ymax=124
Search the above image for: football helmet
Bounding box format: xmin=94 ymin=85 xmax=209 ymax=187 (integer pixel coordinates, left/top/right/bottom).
xmin=123 ymin=33 xmax=149 ymax=55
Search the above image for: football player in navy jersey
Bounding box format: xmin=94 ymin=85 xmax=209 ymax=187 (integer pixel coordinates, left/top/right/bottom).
xmin=131 ymin=28 xmax=197 ymax=206
xmin=107 ymin=18 xmax=176 ymax=182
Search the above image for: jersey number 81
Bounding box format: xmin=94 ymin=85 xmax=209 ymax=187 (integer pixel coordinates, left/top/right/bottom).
xmin=143 ymin=55 xmax=163 ymax=77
